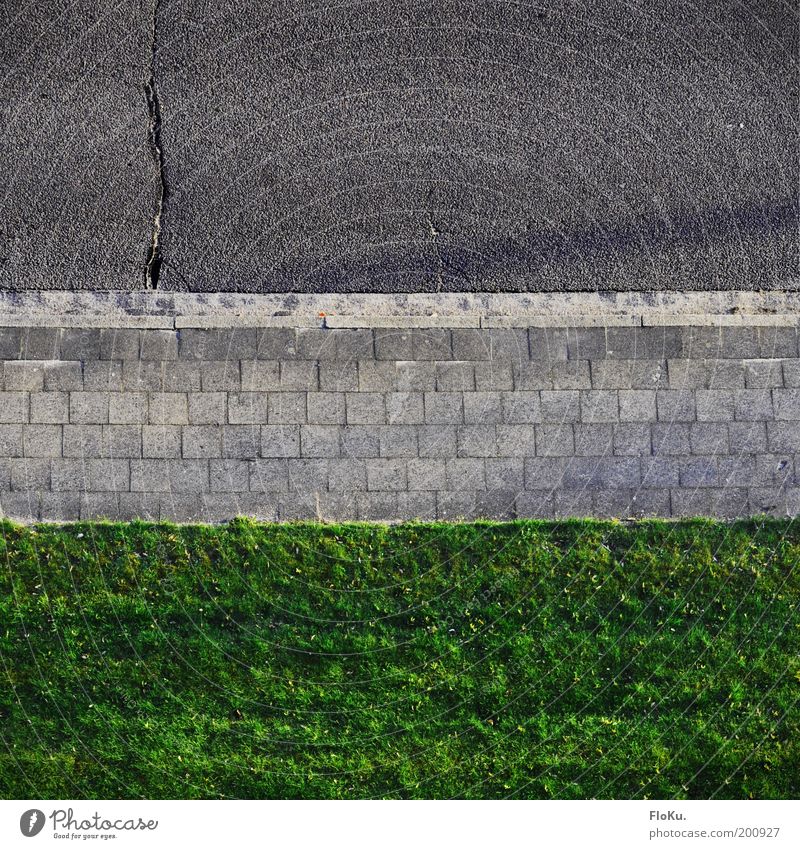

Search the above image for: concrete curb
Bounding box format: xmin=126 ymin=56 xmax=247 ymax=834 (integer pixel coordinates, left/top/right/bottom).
xmin=0 ymin=291 xmax=797 ymax=329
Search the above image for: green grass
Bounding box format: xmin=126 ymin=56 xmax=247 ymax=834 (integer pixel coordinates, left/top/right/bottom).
xmin=0 ymin=518 xmax=798 ymax=799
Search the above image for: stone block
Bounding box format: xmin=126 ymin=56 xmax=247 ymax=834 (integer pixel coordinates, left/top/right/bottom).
xmin=209 ymin=459 xmax=250 ymax=492
xmin=44 ymin=362 xmax=83 ymax=391
xmin=366 ymin=459 xmax=407 ymax=491
xmin=423 ymin=392 xmax=462 ymax=424
xmin=307 ymin=393 xmax=347 ymax=425
xmin=612 ymin=423 xmax=652 ymax=456
xmin=227 ymin=392 xmax=270 ymax=424
xmin=182 ymin=426 xmax=222 ymax=458
xmin=301 ymin=425 xmax=342 ymax=458
xmin=142 ymin=425 xmax=182 ymax=458
xmin=280 ymin=360 xmax=318 ymax=391
xmin=535 ymin=424 xmax=574 ymax=456
xmin=99 ymin=328 xmax=140 ymax=360
xmin=188 ymin=392 xmax=226 ymax=424
xmin=456 ymin=425 xmax=496 ymax=457
xmin=23 ymin=425 xmax=61 ymax=457
xmin=260 ymin=425 xmax=301 ymax=458
xmin=30 ymin=392 xmax=68 ymax=423
xmin=4 ymin=361 xmax=44 ymax=391
xmin=139 ymin=330 xmax=178 ymax=360
xmin=379 ymin=426 xmax=418 ymax=458
xmin=108 ymin=392 xmax=148 ymax=424
xmin=83 ymin=360 xmax=123 ymax=391
xmin=267 ymin=392 xmax=307 ymax=424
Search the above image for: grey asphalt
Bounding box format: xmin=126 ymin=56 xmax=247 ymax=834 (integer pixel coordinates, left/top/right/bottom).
xmin=1 ymin=1 xmax=797 ymax=293
xmin=0 ymin=1 xmax=155 ymax=290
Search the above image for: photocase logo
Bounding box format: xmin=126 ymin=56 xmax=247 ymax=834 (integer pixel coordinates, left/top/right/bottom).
xmin=19 ymin=809 xmax=45 ymax=837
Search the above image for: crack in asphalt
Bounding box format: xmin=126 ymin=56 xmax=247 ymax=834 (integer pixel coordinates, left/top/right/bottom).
xmin=144 ymin=0 xmax=166 ymax=289
xmin=426 ymin=191 xmax=471 ymax=292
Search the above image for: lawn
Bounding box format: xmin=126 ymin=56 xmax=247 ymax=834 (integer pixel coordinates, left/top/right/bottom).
xmin=0 ymin=518 xmax=797 ymax=799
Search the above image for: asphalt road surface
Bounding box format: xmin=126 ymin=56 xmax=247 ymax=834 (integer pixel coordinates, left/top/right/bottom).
xmin=1 ymin=1 xmax=797 ymax=293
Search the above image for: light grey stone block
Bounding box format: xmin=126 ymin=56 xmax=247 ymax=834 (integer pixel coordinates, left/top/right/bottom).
xmin=240 ymin=360 xmax=280 ymax=391
xmin=43 ymin=362 xmax=83 ymax=392
xmin=4 ymin=361 xmax=44 ymax=391
xmin=366 ymin=459 xmax=407 ymax=491
xmin=540 ymin=390 xmax=579 ymax=422
xmin=501 ymin=391 xmax=540 ymax=424
xmin=328 ymin=458 xmax=368 ymax=491
xmin=485 ymin=457 xmax=525 ymax=491
xmin=340 ymin=425 xmax=381 ymax=458
xmin=280 ymin=360 xmax=318 ymax=391
xmin=260 ymin=425 xmax=301 ymax=458
xmin=87 ymin=459 xmax=130 ymax=492
xmin=496 ymin=424 xmax=537 ymax=456
xmin=679 ymin=457 xmax=718 ymax=487
xmin=379 ymin=426 xmax=418 ymax=458
xmin=249 ymin=459 xmax=290 ymax=492
xmin=580 ymin=390 xmax=618 ymax=423
xmin=319 ymin=360 xmax=359 ymax=391
xmin=513 ymin=362 xmax=551 ymax=390
xmin=358 ymin=360 xmax=396 ymax=392
xmin=108 ymin=392 xmax=148 ymax=424
xmin=102 ymin=425 xmax=142 ymax=458
xmin=30 ymin=392 xmax=68 ymax=424
xmin=728 ymin=422 xmax=767 ymax=453
xmin=436 ymin=362 xmax=474 ymax=391
xmin=222 ymin=425 xmax=261 ymax=458
xmin=656 ymin=390 xmax=695 ymax=421
xmin=140 ymin=330 xmax=178 ymax=360
xmin=209 ymin=459 xmax=250 ymax=492
xmin=474 ymin=362 xmax=513 ymax=391
xmin=23 ymin=425 xmax=61 ymax=457
xmin=733 ymin=389 xmax=773 ymax=421
xmin=618 ymin=390 xmax=657 ymax=422
xmin=268 ymin=392 xmax=307 ymax=424
xmin=535 ymin=424 xmax=574 ymax=456
xmin=695 ymin=390 xmax=734 ymax=422
xmin=11 ymin=458 xmax=51 ymax=491
xmin=573 ymin=424 xmax=614 ymax=456
xmin=287 ymin=459 xmax=329 ymax=492
xmin=651 ymin=422 xmax=691 ymax=455
xmin=301 ymin=425 xmax=342 ymax=458
xmin=200 ymin=361 xmax=240 ymax=391
xmin=407 ymin=458 xmax=446 ymax=490
xmin=83 ymin=360 xmax=123 ymax=391
xmin=142 ymin=425 xmax=181 ymax=459
xmin=148 ymin=392 xmax=189 ymax=425
xmin=612 ymin=423 xmax=651 ymax=456
xmin=744 ymin=360 xmax=784 ymax=388
xmin=386 ymin=392 xmax=424 ymax=425
xmin=766 ymin=422 xmax=800 ymax=453
xmin=182 ymin=426 xmax=221 ymax=458
xmin=423 ymin=392 xmax=462 ymax=424
xmin=346 ymin=392 xmax=386 ymax=424
xmin=690 ymin=423 xmax=729 ymax=454
xmin=188 ymin=392 xmax=226 ymax=424
xmin=308 ymin=392 xmax=347 ymax=425
xmin=640 ymin=456 xmax=680 ymax=487
xmin=228 ymin=392 xmax=270 ymax=424
xmin=773 ymin=389 xmax=800 ymax=421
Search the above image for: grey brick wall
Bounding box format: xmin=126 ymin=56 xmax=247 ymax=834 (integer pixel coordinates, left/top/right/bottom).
xmin=1 ymin=323 xmax=799 ymax=522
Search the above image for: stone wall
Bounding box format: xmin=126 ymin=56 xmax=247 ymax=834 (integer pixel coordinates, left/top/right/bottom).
xmin=0 ymin=313 xmax=798 ymax=522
